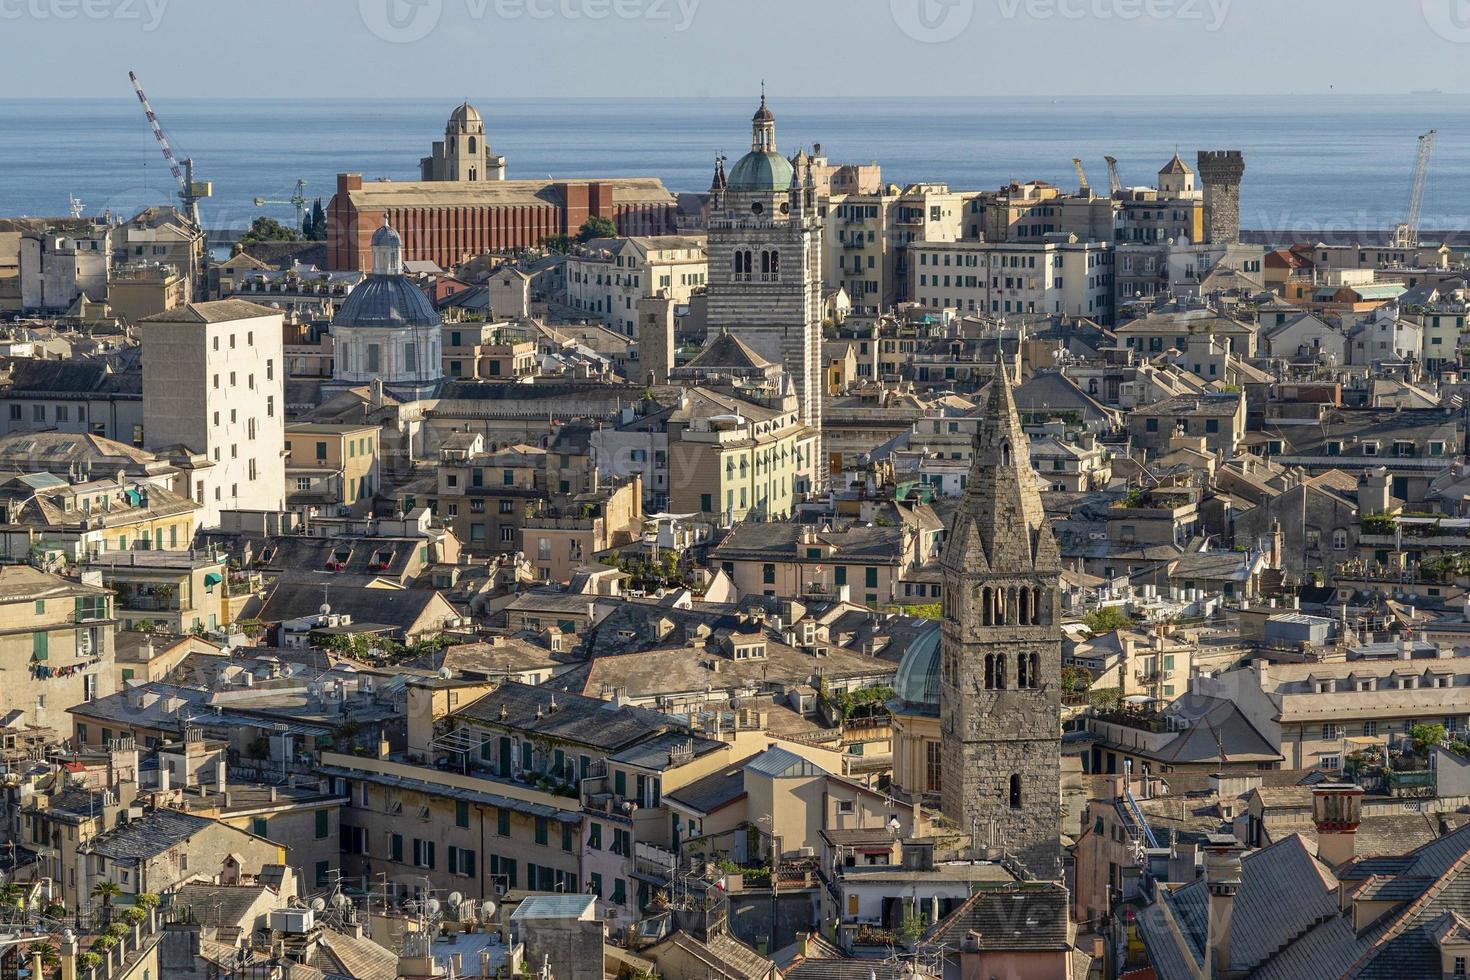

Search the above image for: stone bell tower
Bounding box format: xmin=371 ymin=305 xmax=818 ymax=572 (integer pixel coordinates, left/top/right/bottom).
xmin=938 ymin=364 xmax=1062 ymax=880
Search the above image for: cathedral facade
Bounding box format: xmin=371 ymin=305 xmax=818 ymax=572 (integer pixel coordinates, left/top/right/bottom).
xmin=704 ymin=93 xmax=826 ymax=488
xmin=938 ymin=367 xmax=1063 ymax=880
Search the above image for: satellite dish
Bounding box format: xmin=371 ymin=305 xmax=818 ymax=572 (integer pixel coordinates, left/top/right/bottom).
xmin=310 ymin=897 xmax=326 ymax=912
xmin=481 ymin=900 xmax=497 ymax=920
xmin=333 ymin=892 xmax=352 ymax=909
xmin=437 ymin=667 xmax=453 ymax=680
xmin=728 ymin=696 xmax=741 ymax=711
xmin=447 ymin=891 xmax=463 ymax=909
xmin=425 ymin=898 xmax=441 ymax=917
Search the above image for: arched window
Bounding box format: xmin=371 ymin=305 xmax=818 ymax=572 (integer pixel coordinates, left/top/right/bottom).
xmin=1016 ymin=652 xmax=1028 ymax=689
xmin=468 ymin=136 xmax=477 ymax=154
xmin=761 ymin=250 xmax=771 ymax=275
xmin=1032 ymin=588 xmax=1043 ymax=624
xmin=1029 ymin=652 xmax=1040 ymax=689
xmin=1018 ymin=587 xmax=1030 ymax=626
xmin=770 ymin=250 xmax=780 ymax=278
xmin=984 ymin=654 xmax=995 ymax=690
xmin=1009 ymin=774 xmax=1022 ymax=809
xmin=1000 ymin=439 xmax=1012 ymax=467
xmin=981 ymin=586 xmax=992 ymax=627
xmin=995 ymin=656 xmax=1007 ymax=690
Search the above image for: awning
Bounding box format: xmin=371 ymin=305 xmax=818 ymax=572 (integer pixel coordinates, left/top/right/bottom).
xmin=204 ymin=573 xmax=223 ymax=588
xmin=1345 ymin=736 xmax=1386 ymax=747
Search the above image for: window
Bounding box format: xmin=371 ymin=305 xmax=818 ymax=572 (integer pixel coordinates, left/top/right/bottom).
xmin=925 ymin=740 xmax=942 ymax=793
xmin=1009 ymin=774 xmax=1022 ymax=809
xmin=534 ymin=817 xmax=548 ymax=846
xmin=588 ymin=822 xmax=602 ymax=850
xmin=447 ymin=845 xmax=476 ymax=877
xmin=315 ymin=810 xmax=329 ymax=839
xmin=390 ymin=833 xmax=404 ymax=862
xmin=455 ymin=800 xmax=470 ymax=828
xmin=412 ymin=838 xmax=435 ymax=869
xmin=497 ymin=807 xmax=511 ymax=837
xmin=1322 ymin=723 xmax=1341 ymax=740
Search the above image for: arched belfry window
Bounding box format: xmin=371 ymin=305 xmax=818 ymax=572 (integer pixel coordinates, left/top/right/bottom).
xmin=468 ymin=136 xmax=477 ymax=154
xmin=1000 ymin=440 xmax=1012 ymax=467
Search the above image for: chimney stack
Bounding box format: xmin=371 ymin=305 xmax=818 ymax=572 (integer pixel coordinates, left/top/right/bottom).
xmin=1204 ymin=834 xmax=1244 ymax=979
xmin=1312 ymin=782 xmax=1365 ymax=868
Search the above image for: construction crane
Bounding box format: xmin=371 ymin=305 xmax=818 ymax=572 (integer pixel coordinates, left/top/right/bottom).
xmin=128 ymin=69 xmax=211 ymax=228
xmin=254 ymin=179 xmax=309 ymax=231
xmin=1072 ymin=158 xmax=1090 ymax=196
xmin=1103 ymin=156 xmax=1123 ymax=196
xmin=1392 ymin=129 xmax=1436 ymax=249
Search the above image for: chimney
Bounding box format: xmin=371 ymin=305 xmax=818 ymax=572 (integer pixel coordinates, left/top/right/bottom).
xmin=1312 ymin=782 xmax=1364 ymax=868
xmin=1203 ymin=834 xmax=1244 ymax=979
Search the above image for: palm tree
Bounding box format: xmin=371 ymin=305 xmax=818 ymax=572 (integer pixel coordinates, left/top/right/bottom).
xmin=91 ymin=880 xmax=121 ymax=922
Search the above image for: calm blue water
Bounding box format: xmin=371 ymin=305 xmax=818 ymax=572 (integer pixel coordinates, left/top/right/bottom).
xmin=2 ymin=96 xmax=1468 ymax=235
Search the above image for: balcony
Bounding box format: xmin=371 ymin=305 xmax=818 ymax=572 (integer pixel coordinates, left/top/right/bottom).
xmin=634 ymin=841 xmax=677 ymax=879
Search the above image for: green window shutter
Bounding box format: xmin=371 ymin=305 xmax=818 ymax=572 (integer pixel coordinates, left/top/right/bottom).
xmin=252 ymin=817 xmax=268 ymax=838
xmin=315 ymin=810 xmax=329 ymax=839
xmin=390 ymin=834 xmax=403 ymax=862
xmin=497 ymin=808 xmax=510 ymax=836
xmin=32 ymin=631 xmax=48 ymax=662
xmin=865 ymin=567 xmax=878 ymax=588
xmin=456 ymin=800 xmax=470 ymax=828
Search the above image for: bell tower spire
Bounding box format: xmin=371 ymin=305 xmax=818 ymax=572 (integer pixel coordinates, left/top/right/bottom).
xmin=751 ymin=83 xmax=776 ymax=153
xmin=938 ymin=363 xmax=1062 ymax=881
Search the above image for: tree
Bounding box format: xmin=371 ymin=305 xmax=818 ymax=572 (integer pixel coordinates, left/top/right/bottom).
xmin=1083 ymin=606 xmax=1133 ymax=634
xmin=239 ymin=216 xmax=303 ymax=248
xmin=540 ymin=233 xmax=572 ymax=254
xmin=303 ymin=198 xmax=328 ymax=241
xmin=91 ymin=879 xmax=121 ymax=909
xmin=1410 ymin=723 xmax=1446 ymax=754
xmin=576 ymin=216 xmax=617 ymax=243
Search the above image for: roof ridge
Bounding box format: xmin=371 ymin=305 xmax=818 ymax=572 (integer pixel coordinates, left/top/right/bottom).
xmin=1340 ymin=837 xmax=1470 ymax=977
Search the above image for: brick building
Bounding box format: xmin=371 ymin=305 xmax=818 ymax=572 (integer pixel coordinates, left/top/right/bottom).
xmin=326 ymin=173 xmax=678 ymax=272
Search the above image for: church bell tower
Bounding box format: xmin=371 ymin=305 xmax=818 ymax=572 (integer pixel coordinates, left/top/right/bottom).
xmin=938 ymin=365 xmax=1062 ymax=880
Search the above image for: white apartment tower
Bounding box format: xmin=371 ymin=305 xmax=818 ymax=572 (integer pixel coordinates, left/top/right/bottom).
xmin=705 ymin=91 xmax=826 ymax=487
xmin=140 ymin=300 xmax=287 ymax=528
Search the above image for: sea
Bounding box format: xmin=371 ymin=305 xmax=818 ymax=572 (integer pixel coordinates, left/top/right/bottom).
xmin=2 ymin=95 xmax=1469 ymax=237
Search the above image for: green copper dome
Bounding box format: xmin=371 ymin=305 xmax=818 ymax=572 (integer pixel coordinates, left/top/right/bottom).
xmin=889 ymin=624 xmax=941 ymax=717
xmin=727 ymin=150 xmax=794 ymax=193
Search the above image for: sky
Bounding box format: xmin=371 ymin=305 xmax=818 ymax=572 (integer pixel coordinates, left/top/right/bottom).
xmin=3 ymin=0 xmax=1470 ymax=99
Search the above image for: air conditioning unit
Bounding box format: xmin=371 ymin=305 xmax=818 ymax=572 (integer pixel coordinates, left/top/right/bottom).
xmin=270 ymin=908 xmax=314 ymax=934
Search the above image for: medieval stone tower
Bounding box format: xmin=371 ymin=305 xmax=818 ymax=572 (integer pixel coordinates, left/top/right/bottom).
xmin=1197 ymin=150 xmax=1245 ymax=245
xmin=705 ymin=92 xmax=826 ymax=487
xmin=938 ymin=366 xmax=1062 ymax=880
